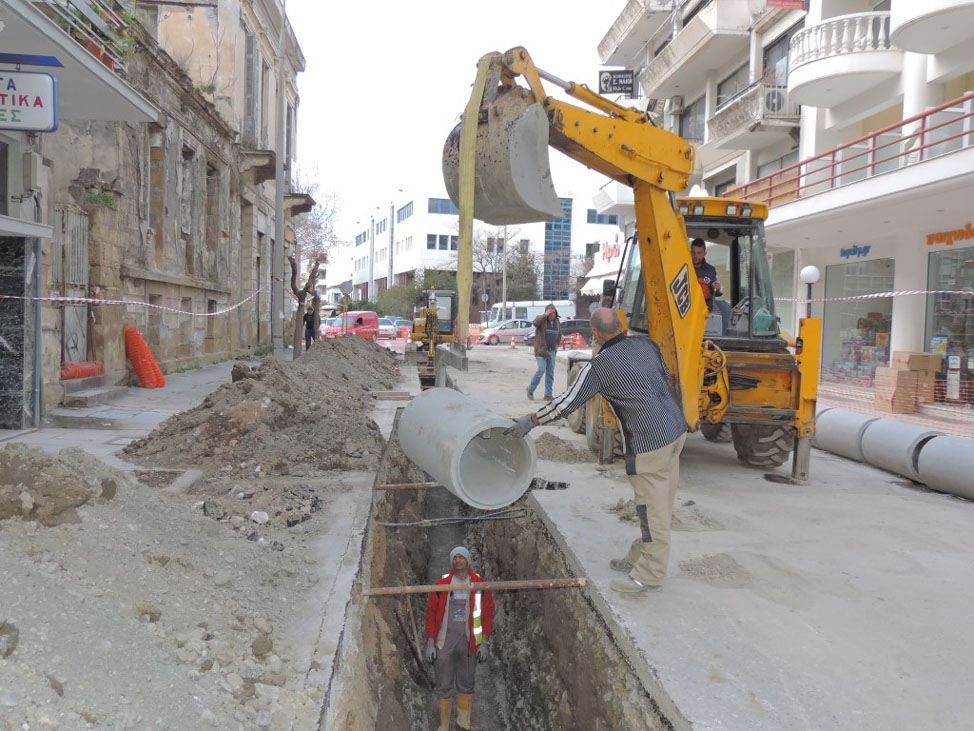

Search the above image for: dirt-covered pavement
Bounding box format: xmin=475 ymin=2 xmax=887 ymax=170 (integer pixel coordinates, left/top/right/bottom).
xmin=0 ymin=338 xmax=399 ymax=731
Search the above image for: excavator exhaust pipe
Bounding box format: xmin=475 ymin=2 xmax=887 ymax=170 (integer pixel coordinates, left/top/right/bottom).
xmin=442 ymin=87 xmax=565 ymax=225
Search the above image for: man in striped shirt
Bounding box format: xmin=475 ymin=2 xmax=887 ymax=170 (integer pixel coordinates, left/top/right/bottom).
xmin=507 ymin=308 xmax=688 ymax=594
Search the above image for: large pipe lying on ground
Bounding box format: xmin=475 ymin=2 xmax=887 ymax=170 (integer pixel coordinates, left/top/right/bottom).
xmin=859 ymin=419 xmax=942 ymax=483
xmin=812 ymin=409 xmax=879 ymax=463
xmin=399 ymin=387 xmax=536 ymax=510
xmin=916 ymin=436 xmax=974 ymax=500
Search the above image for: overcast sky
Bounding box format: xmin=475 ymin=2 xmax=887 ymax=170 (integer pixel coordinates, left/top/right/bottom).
xmin=286 ymin=0 xmax=628 ymax=242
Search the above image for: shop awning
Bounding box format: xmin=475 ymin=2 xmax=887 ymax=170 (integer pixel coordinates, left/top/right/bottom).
xmin=0 ymin=214 xmax=53 ymax=239
xmin=580 ymin=274 xmax=614 ymax=296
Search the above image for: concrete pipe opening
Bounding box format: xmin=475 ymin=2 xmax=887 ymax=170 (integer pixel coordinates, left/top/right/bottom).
xmin=399 ymin=388 xmax=536 ymax=510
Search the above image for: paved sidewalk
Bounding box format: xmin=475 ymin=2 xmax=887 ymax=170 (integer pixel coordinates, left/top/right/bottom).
xmin=0 ymin=360 xmax=243 ymax=470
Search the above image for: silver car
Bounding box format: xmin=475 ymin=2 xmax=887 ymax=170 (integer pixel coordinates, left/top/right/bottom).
xmin=478 ymin=319 xmax=533 ymax=345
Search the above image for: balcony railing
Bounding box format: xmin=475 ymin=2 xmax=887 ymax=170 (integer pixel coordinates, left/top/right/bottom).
xmin=727 ymin=92 xmax=974 ymax=208
xmin=33 ymin=0 xmax=132 ymax=73
xmin=709 ymin=82 xmax=799 ymax=143
xmin=790 ymin=12 xmax=893 ymax=71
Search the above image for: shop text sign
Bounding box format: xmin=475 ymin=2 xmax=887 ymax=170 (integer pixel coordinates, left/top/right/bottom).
xmin=766 ymin=0 xmax=806 ymax=8
xmin=926 ymin=222 xmax=973 ymax=246
xmin=599 ymin=70 xmax=635 ymax=95
xmin=0 ymin=72 xmax=58 ymax=132
xmin=840 ymin=244 xmax=870 ymax=259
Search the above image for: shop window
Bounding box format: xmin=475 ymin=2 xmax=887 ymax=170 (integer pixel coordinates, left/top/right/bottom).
xmin=925 ymin=247 xmax=974 ymax=366
xmin=822 ymin=258 xmax=895 ymax=384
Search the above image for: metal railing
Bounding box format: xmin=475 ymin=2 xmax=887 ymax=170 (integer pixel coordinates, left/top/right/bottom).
xmin=790 ymin=11 xmax=894 ymax=70
xmin=33 ymin=0 xmax=131 ymax=74
xmin=727 ymin=91 xmax=974 ymax=207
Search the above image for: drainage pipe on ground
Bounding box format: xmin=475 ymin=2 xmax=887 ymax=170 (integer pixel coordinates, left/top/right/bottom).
xmin=916 ymin=435 xmax=974 ymax=500
xmin=399 ymin=387 xmax=536 ymax=510
xmin=859 ymin=419 xmax=942 ymax=483
xmin=812 ymin=408 xmax=879 ymax=463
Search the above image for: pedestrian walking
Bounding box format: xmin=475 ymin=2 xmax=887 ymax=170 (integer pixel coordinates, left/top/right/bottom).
xmin=526 ymin=304 xmax=561 ymax=401
xmin=303 ymin=304 xmax=317 ymax=352
xmin=425 ymin=546 xmax=495 ymax=731
xmin=507 ymin=307 xmax=688 ymax=594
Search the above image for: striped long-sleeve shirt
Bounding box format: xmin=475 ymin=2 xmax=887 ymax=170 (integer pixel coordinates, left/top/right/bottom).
xmin=535 ymin=333 xmax=687 ymax=459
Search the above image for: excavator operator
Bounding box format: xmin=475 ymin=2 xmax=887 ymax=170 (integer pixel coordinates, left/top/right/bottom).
xmin=691 ymin=238 xmax=731 ymax=335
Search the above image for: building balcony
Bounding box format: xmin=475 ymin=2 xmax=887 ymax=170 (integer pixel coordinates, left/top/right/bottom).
xmin=707 ymin=82 xmax=800 ymax=151
xmin=1 ymin=0 xmax=156 ymax=123
xmin=727 ymin=91 xmax=974 ymax=222
xmin=592 ymin=181 xmax=635 ymax=217
xmin=787 ymin=12 xmax=903 ymax=108
xmin=890 ymin=0 xmax=974 ymax=55
xmin=638 ymin=0 xmax=751 ymax=100
xmin=597 ymin=0 xmax=672 ymax=66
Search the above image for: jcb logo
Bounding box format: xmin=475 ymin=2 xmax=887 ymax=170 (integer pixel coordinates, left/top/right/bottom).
xmin=670 ymin=264 xmax=691 ymax=318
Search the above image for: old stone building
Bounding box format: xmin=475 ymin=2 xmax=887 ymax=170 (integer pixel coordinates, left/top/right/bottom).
xmin=30 ymin=0 xmax=308 ymax=415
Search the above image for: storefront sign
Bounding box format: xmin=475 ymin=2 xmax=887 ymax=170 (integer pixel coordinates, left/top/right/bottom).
xmin=926 ymin=223 xmax=974 ymax=246
xmin=0 ymin=71 xmax=58 ymax=132
xmin=599 ymin=70 xmax=635 ymax=96
xmin=601 ymin=242 xmax=622 ymax=261
xmin=767 ymin=0 xmax=806 ymax=8
xmin=839 ymin=244 xmax=871 ymax=259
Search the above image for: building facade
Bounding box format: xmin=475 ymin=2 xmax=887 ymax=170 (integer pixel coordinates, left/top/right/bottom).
xmin=329 ymin=191 xmax=621 ymax=320
xmin=598 ymin=0 xmax=974 ymax=398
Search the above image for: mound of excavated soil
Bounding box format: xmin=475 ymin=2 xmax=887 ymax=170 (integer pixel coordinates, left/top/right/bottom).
xmin=532 ymin=432 xmax=592 ymax=463
xmin=124 ymin=337 xmax=398 ymax=478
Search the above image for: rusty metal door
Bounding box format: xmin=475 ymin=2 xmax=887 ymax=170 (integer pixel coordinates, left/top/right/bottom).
xmin=53 ymin=206 xmax=89 ymax=364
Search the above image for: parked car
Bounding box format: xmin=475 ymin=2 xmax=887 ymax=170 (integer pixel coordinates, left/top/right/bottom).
xmin=393 ymin=318 xmax=413 ymax=336
xmin=522 ymin=318 xmax=592 ymax=347
xmin=376 ymin=317 xmax=398 ymax=339
xmin=478 ymin=319 xmax=533 ymax=345
xmin=321 ymin=311 xmax=379 ymax=340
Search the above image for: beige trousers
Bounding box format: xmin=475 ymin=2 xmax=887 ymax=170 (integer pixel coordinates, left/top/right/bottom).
xmin=624 ymin=433 xmax=687 ymax=586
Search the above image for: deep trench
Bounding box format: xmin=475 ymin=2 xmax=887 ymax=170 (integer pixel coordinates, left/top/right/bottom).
xmin=323 ymin=413 xmax=676 ymax=730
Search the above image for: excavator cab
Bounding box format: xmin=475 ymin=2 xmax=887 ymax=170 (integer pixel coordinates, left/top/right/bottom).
xmin=615 ymin=197 xmax=787 ymax=352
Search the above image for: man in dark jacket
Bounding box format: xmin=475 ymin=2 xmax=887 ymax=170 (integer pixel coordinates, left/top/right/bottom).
xmin=302 ymin=305 xmax=317 ymax=351
xmin=691 ymin=238 xmax=730 ymax=334
xmin=526 ymin=304 xmax=562 ymax=401
xmin=425 ymin=546 xmax=494 ymax=731
xmin=507 ymin=308 xmax=688 ymax=595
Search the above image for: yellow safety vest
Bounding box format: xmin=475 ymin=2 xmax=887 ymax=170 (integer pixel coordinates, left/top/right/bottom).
xmin=441 ymin=573 xmax=485 ymax=646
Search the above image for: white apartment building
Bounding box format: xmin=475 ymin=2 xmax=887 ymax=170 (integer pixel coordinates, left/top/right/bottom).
xmin=330 ymin=190 xmax=623 ymax=317
xmin=598 ymin=0 xmax=974 ymax=396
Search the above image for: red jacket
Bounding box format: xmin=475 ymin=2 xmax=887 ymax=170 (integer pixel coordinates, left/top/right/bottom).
xmin=425 ymin=570 xmax=494 ymax=655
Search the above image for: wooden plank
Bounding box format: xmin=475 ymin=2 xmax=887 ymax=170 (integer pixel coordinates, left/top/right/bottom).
xmin=364 ymin=577 xmax=588 ymax=597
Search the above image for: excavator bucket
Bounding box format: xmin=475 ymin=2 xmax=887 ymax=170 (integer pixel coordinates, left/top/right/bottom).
xmin=442 ymin=87 xmax=565 ymax=225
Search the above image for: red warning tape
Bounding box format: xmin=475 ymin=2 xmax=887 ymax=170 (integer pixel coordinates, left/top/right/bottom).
xmin=775 ymin=288 xmax=973 ymax=304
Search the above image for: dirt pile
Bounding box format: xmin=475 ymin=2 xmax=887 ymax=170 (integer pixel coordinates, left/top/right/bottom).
xmin=533 ymin=432 xmax=592 ymax=463
xmin=123 ymin=337 xmax=398 ymax=478
xmin=0 ymin=445 xmax=121 ymax=526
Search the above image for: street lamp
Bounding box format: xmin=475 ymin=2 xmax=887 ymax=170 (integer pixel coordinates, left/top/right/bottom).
xmin=799 ymin=265 xmax=820 ymax=319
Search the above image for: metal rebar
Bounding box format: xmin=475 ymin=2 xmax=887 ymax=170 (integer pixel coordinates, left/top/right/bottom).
xmin=364 ymin=577 xmax=587 ymax=597
xmin=375 ymin=481 xmax=442 ymax=490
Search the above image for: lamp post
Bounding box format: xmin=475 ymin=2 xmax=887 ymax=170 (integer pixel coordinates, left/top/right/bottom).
xmin=799 ymin=265 xmax=820 ymax=320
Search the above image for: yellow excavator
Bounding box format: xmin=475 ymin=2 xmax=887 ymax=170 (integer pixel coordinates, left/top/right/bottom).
xmin=442 ymin=48 xmax=820 ymax=481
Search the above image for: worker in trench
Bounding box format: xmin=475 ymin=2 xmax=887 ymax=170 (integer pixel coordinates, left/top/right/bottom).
xmin=425 ymin=546 xmax=495 ymax=731
xmin=506 ymin=307 xmax=688 ymax=595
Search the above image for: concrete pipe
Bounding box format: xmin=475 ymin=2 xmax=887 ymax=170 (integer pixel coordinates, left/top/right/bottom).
xmin=812 ymin=408 xmax=879 ymax=463
xmin=916 ymin=436 xmax=974 ymax=500
xmin=859 ymin=420 xmax=942 ymax=483
xmin=399 ymin=387 xmax=536 ymax=510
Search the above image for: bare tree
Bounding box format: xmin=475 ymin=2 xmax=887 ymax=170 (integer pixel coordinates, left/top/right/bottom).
xmin=287 ymin=254 xmax=321 ymax=360
xmin=291 ymin=166 xmax=340 ymax=266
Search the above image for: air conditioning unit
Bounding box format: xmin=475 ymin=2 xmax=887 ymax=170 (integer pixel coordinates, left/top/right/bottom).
xmin=765 ymin=89 xmax=785 ymax=113
xmin=669 ymin=95 xmax=684 ymax=113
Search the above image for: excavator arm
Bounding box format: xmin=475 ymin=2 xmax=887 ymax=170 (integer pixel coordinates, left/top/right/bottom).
xmin=443 ymin=47 xmax=708 ymax=427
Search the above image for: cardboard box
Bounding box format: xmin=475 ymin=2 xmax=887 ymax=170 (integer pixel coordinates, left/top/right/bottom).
xmin=874 ymin=367 xmax=918 ymax=388
xmin=891 ymin=351 xmax=943 ymax=372
xmin=874 ymin=391 xmax=917 ymax=414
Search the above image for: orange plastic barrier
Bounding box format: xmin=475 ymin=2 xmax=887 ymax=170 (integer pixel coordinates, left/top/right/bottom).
xmin=60 ymin=361 xmax=104 ymax=380
xmin=124 ymin=326 xmax=164 ymax=388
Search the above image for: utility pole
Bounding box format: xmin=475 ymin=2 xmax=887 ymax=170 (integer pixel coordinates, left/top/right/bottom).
xmin=501 ymin=224 xmax=508 ymax=320
xmin=271 ymin=0 xmax=288 ymax=351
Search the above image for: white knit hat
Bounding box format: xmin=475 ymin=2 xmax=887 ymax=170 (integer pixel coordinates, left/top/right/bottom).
xmin=449 ymin=546 xmax=472 ymax=566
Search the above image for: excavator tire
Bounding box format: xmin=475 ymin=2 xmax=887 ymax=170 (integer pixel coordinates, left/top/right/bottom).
xmin=566 ymin=364 xmax=586 ymax=434
xmin=585 ymin=397 xmax=624 ymax=459
xmin=700 ymin=422 xmax=732 ymax=443
xmin=731 ymin=424 xmax=794 ymax=469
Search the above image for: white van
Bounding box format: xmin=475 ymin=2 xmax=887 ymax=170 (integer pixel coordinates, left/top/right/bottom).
xmin=486 ymin=300 xmax=572 ymax=327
